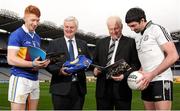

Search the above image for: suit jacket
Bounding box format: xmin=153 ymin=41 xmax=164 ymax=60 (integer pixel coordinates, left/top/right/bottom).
xmin=93 ymin=35 xmax=141 ymax=100
xmin=46 ymin=37 xmax=90 ymax=96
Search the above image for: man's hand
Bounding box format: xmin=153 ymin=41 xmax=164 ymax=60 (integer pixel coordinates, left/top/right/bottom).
xmin=111 ymin=74 xmax=124 ymax=81
xmin=93 ymin=67 xmax=102 ymax=77
xmin=59 ymin=67 xmax=71 ymax=76
xmin=137 ymin=71 xmax=155 ymax=90
xmin=32 ymin=57 xmax=50 ymax=70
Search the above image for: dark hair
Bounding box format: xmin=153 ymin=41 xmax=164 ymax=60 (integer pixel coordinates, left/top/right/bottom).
xmin=24 ymin=5 xmax=41 ymax=17
xmin=125 ymin=7 xmax=146 ymax=23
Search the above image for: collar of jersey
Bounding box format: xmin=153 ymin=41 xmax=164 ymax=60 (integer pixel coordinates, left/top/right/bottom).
xmin=22 ymin=25 xmax=35 ymax=38
xmin=141 ymin=21 xmax=153 ymax=35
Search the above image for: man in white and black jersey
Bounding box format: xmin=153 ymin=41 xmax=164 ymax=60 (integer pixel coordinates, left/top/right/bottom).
xmin=125 ymin=7 xmax=179 ymax=110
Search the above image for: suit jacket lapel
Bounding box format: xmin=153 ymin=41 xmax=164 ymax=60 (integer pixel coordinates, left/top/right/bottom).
xmin=115 ymin=36 xmax=126 ymax=61
xmin=76 ymin=39 xmax=84 ymax=55
xmin=105 ymin=37 xmax=111 ymax=62
xmin=76 ymin=40 xmax=80 ymax=55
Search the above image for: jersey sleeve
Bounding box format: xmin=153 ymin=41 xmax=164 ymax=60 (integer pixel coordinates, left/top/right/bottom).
xmin=154 ymin=25 xmax=172 ymax=46
xmin=8 ymin=32 xmax=21 ymax=48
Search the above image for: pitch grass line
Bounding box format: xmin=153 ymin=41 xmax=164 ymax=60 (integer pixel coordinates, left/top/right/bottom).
xmin=0 ymin=106 xmax=10 ymax=109
xmin=1 ymin=82 xmax=180 ymax=110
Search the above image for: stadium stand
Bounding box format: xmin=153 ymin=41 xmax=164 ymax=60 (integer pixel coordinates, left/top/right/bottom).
xmin=171 ymin=31 xmax=180 ymax=70
xmin=0 ymin=9 xmax=98 ymax=45
xmin=0 ymin=67 xmax=10 ymax=83
xmin=38 ymin=69 xmax=52 ymax=82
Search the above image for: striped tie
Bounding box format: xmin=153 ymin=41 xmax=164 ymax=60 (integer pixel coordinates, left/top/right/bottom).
xmin=106 ymin=40 xmax=115 ymax=65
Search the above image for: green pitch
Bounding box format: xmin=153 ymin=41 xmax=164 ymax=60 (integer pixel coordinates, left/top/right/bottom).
xmin=0 ymin=82 xmax=180 ymax=110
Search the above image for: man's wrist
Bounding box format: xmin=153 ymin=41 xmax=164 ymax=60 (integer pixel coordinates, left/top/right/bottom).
xmin=32 ymin=60 xmax=36 ymax=67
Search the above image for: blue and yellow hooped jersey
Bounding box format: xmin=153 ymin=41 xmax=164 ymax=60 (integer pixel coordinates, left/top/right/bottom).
xmin=8 ymin=27 xmax=41 ymax=80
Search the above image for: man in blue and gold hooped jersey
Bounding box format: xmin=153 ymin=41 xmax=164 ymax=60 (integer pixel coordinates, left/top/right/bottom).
xmin=7 ymin=5 xmax=50 ymax=110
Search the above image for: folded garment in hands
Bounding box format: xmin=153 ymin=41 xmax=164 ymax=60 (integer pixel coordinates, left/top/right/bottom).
xmin=63 ymin=55 xmax=92 ymax=74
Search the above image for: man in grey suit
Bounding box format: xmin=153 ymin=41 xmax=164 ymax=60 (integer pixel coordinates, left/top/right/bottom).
xmin=46 ymin=16 xmax=90 ymax=110
xmin=93 ymin=16 xmax=141 ymax=110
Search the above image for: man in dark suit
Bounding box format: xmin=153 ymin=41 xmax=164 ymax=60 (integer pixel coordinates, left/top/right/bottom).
xmin=93 ymin=16 xmax=141 ymax=110
xmin=46 ymin=16 xmax=90 ymax=110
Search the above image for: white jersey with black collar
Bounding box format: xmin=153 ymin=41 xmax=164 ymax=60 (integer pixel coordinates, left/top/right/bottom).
xmin=135 ymin=21 xmax=173 ymax=81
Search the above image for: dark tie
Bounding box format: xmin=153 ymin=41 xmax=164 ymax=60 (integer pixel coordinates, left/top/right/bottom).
xmin=68 ymin=40 xmax=75 ymax=61
xmin=68 ymin=39 xmax=77 ymax=81
xmin=106 ymin=40 xmax=115 ymax=65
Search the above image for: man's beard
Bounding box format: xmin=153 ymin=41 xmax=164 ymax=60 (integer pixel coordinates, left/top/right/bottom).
xmin=135 ymin=30 xmax=141 ymax=33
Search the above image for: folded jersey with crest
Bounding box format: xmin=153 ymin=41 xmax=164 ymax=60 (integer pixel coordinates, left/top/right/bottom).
xmin=63 ymin=55 xmax=92 ymax=74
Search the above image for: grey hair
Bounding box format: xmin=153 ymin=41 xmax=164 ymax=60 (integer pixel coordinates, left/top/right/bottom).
xmin=107 ymin=16 xmax=123 ymax=28
xmin=64 ymin=16 xmax=79 ymax=28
